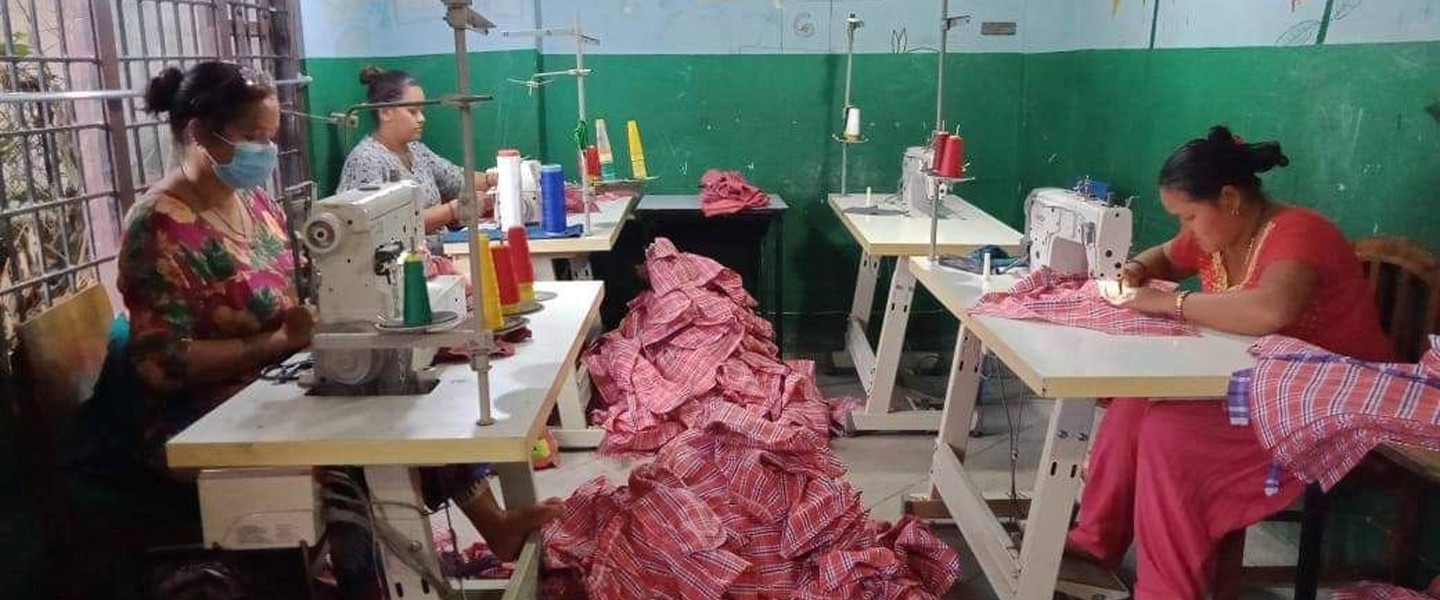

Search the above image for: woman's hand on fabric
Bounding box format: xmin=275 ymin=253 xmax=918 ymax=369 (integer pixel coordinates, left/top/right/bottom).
xmin=1121 ymin=260 xmax=1150 ymax=289
xmin=1108 ymin=286 xmax=1176 ymax=316
xmin=281 ymin=304 xmax=317 ymax=351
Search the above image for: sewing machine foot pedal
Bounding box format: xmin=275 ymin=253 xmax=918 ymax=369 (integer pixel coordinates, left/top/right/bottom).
xmin=1056 ymin=554 xmax=1130 ymax=600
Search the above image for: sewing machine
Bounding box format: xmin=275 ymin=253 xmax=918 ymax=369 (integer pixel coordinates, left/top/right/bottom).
xmin=900 ymin=146 xmax=948 ymax=218
xmin=299 ymin=181 xmax=466 ymax=396
xmin=1022 ymin=187 xmax=1133 ymax=281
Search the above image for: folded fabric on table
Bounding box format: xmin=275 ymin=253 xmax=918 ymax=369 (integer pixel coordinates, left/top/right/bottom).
xmin=1228 ymin=334 xmax=1440 ymax=495
xmin=583 ymin=238 xmax=852 ymax=455
xmin=543 ymin=404 xmax=962 ymax=600
xmin=969 ymin=267 xmax=1199 ymax=337
xmin=699 ymin=169 xmax=770 ymax=217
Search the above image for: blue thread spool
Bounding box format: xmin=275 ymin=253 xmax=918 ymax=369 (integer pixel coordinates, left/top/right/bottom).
xmin=540 ymin=164 xmax=567 ymax=234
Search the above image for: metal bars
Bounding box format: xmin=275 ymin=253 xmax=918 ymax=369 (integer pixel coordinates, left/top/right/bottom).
xmin=0 ymin=0 xmax=313 ymax=351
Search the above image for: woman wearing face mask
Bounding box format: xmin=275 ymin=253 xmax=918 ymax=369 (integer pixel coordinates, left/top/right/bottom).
xmin=338 ymin=66 xmax=496 ymax=233
xmin=1065 ymin=126 xmax=1394 ymax=599
xmin=122 ymin=63 xmax=561 ymax=594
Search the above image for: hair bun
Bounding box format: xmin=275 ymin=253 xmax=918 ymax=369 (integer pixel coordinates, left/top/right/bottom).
xmin=359 ymin=65 xmax=386 ymax=87
xmin=1206 ymin=125 xmax=1239 ymax=146
xmin=143 ymin=66 xmax=184 ymax=115
xmin=1244 ymin=141 xmax=1290 ymax=173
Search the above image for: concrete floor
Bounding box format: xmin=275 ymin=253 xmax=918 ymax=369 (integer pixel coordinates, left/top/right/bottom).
xmin=462 ymin=371 xmax=1318 ymax=599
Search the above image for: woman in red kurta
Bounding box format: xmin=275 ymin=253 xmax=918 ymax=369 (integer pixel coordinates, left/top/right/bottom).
xmin=1066 ymin=126 xmax=1394 ymax=599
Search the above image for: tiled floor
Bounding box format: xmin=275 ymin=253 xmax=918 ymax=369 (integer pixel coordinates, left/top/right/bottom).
xmin=466 ymin=369 xmax=1314 ymax=599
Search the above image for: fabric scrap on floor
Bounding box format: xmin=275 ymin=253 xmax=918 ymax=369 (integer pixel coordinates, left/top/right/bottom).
xmin=1229 ymin=334 xmax=1440 ymax=494
xmin=699 ymin=169 xmax=771 ymax=217
xmin=969 ymin=267 xmax=1199 ymax=337
xmin=543 ymin=405 xmax=961 ymax=600
xmin=1332 ymin=582 xmax=1436 ymax=600
xmin=583 ymin=238 xmax=854 ymax=456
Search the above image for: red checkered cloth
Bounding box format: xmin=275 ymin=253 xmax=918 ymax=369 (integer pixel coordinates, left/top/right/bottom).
xmin=1230 ymin=334 xmax=1440 ymax=494
xmin=583 ymin=238 xmax=853 ymax=455
xmin=542 ymin=405 xmax=962 ymax=600
xmin=969 ymin=267 xmax=1199 ymax=337
xmin=1333 ymin=583 xmax=1435 ymax=600
xmin=699 ymin=169 xmax=771 ymax=217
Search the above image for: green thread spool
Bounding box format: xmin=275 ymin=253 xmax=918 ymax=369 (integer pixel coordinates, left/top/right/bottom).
xmin=401 ymin=252 xmax=433 ymax=326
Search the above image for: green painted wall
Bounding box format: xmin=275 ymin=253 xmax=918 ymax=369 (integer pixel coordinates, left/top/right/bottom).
xmin=533 ymin=53 xmax=1026 ymax=351
xmin=1020 ymin=42 xmax=1440 ymax=250
xmin=303 ymin=49 xmax=545 ymax=200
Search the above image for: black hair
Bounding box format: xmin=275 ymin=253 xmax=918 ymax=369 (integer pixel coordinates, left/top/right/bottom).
xmin=359 ymin=66 xmax=417 ymax=104
xmin=1158 ymin=125 xmax=1290 ymax=203
xmin=143 ymin=61 xmax=276 ymax=142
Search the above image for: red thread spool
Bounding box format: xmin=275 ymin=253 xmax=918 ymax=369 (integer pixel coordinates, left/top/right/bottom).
xmin=491 ymin=242 xmax=520 ymax=314
xmin=940 ymin=135 xmax=965 ymax=178
xmin=930 ymin=131 xmax=951 ymax=172
xmin=506 ymin=226 xmax=536 ymax=304
xmin=584 ymin=145 xmax=602 ymax=181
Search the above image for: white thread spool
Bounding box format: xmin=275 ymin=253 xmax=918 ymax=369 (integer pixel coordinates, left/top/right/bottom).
xmin=866 ymin=186 xmax=873 ymax=206
xmin=981 ymin=252 xmax=993 ymax=290
xmin=496 ymin=149 xmax=524 ymax=231
xmin=844 ymin=107 xmax=862 ymax=140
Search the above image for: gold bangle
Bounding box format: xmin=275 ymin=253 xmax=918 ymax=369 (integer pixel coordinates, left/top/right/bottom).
xmin=1175 ymin=290 xmax=1193 ymax=321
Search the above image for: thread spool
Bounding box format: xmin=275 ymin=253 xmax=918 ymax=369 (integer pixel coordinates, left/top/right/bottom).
xmin=475 ymin=235 xmax=504 ymax=331
xmin=496 ymin=149 xmax=524 ymax=230
xmin=930 ymin=131 xmax=951 ymax=172
xmin=595 ymin=118 xmax=616 ymax=182
xmin=627 ymin=120 xmax=648 ymax=180
xmin=584 ymin=146 xmax=601 ymax=184
xmin=940 ymin=135 xmax=964 ymax=178
xmin=507 ymin=226 xmax=536 ymax=305
xmin=540 ymin=164 xmax=567 ymax=234
xmin=866 ymin=186 xmax=873 ymax=207
xmin=843 ymin=106 xmax=862 ymax=141
xmin=981 ymin=251 xmax=993 ymax=289
xmin=492 ymin=241 xmax=520 ymax=315
xmin=401 ymin=251 xmax=433 ymax=326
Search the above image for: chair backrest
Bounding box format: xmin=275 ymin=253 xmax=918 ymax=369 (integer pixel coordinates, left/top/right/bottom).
xmin=1355 ymin=236 xmax=1440 ymax=363
xmin=15 ymin=283 xmax=114 ymax=423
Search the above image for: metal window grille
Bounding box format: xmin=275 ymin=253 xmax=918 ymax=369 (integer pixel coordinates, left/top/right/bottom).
xmin=0 ymin=0 xmax=313 ymax=357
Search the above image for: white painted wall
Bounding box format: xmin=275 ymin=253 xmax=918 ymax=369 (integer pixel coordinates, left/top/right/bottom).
xmin=299 ymin=0 xmax=1440 ymax=59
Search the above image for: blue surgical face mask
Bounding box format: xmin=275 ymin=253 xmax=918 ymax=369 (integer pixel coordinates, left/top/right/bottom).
xmin=210 ymin=133 xmax=278 ymax=190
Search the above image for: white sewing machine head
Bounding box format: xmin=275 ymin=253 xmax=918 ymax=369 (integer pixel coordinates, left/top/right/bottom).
xmin=300 ymin=181 xmax=466 ymax=395
xmin=900 ymin=146 xmax=943 ymax=217
xmin=1023 ymin=187 xmax=1133 ymax=281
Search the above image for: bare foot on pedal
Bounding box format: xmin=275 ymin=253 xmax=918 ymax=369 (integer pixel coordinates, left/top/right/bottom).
xmin=487 ymin=498 xmax=566 ymax=561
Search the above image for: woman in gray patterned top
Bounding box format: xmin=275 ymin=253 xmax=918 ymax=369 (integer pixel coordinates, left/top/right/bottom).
xmin=338 ymin=66 xmax=496 ymax=233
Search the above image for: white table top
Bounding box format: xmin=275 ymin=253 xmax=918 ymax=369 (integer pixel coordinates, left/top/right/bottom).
xmin=908 ymin=257 xmax=1255 ymax=399
xmin=443 ymin=195 xmax=638 ymax=257
xmin=166 ymin=281 xmax=604 ymax=469
xmin=637 ymin=193 xmax=789 ymax=212
xmin=828 ymin=193 xmax=1023 ymax=257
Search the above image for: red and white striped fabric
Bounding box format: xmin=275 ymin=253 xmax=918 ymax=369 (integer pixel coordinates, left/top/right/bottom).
xmin=699 ymin=169 xmax=771 ymax=217
xmin=1332 ymin=582 xmax=1435 ymax=600
xmin=969 ymin=267 xmax=1198 ymax=337
xmin=1238 ymin=334 xmax=1440 ymax=492
xmin=583 ymin=238 xmax=851 ymax=455
xmin=543 ymin=404 xmax=961 ymax=600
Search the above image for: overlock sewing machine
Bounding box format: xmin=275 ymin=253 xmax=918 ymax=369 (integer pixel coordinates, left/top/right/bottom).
xmin=299 ymin=180 xmax=468 ymax=395
xmin=900 ymin=145 xmax=946 ymax=218
xmin=1021 ymin=185 xmax=1133 ymax=281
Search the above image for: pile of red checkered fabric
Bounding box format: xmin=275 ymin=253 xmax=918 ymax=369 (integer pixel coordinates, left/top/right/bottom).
xmin=1333 ymin=581 xmax=1440 ymax=600
xmin=583 ymin=238 xmax=852 ymax=455
xmin=968 ymin=267 xmax=1199 ymax=337
xmin=543 ymin=404 xmax=961 ymax=600
xmin=699 ymin=169 xmax=771 ymax=217
xmin=1229 ymin=335 xmax=1440 ymax=494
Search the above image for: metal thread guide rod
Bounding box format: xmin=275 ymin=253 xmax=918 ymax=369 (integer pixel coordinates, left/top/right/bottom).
xmin=503 ymin=14 xmax=601 ymax=236
xmin=444 ymin=0 xmax=498 ymax=426
xmin=929 ymin=0 xmax=971 ymax=264
xmin=838 ymin=13 xmax=863 ymax=196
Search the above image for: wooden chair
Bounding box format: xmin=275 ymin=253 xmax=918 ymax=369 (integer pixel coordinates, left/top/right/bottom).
xmin=13 ymin=284 xmax=201 ymax=598
xmin=1215 ymin=236 xmax=1440 ymax=600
